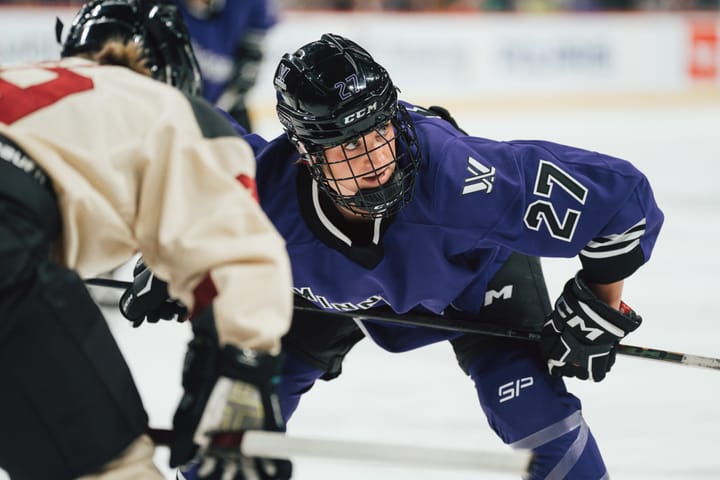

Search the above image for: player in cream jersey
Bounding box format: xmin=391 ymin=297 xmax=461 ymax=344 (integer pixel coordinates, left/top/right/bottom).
xmin=0 ymin=1 xmax=292 ymax=479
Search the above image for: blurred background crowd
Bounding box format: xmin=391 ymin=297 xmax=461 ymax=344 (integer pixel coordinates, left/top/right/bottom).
xmin=0 ymin=0 xmax=718 ymax=12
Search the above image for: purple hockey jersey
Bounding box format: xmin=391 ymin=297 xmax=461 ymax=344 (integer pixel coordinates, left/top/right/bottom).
xmin=247 ymin=102 xmax=663 ymax=351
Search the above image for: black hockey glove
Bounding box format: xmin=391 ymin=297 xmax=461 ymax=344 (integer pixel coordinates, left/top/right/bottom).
xmin=539 ymin=271 xmax=642 ymax=382
xmin=119 ymin=257 xmax=188 ymax=327
xmin=170 ymin=308 xmax=291 ymax=480
xmin=216 ymin=32 xmax=264 ymax=114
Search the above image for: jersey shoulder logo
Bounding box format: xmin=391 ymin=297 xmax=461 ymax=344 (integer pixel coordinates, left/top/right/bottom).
xmin=462 ymin=156 xmax=495 ymax=195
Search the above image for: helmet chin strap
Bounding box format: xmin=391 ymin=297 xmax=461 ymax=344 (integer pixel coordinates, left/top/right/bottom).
xmin=344 ymin=169 xmax=404 ymax=215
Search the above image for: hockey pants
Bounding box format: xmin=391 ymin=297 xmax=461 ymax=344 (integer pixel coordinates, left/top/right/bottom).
xmin=277 ymin=338 xmax=608 ymax=480
xmin=0 ymin=159 xmax=153 ymax=479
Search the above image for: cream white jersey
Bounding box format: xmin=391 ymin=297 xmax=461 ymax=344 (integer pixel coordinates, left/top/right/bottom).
xmin=0 ymin=57 xmax=292 ymax=353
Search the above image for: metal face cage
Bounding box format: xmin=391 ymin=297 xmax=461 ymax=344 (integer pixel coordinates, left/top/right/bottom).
xmin=303 ymin=104 xmax=422 ymax=219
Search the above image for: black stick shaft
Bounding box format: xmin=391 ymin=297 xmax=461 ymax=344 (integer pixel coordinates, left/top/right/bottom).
xmin=85 ymin=277 xmax=132 ymax=289
xmin=85 ymin=277 xmax=720 ymax=370
xmin=616 ymin=344 xmax=720 ymax=370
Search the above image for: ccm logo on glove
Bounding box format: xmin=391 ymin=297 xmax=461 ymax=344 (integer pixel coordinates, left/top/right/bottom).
xmin=539 ymin=272 xmax=642 ymax=382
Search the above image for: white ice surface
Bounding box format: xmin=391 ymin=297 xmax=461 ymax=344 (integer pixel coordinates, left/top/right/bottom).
xmin=2 ymin=102 xmax=719 ymax=479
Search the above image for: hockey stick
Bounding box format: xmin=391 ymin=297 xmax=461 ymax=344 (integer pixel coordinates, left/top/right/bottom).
xmin=85 ymin=277 xmax=134 ymax=289
xmin=296 ymin=304 xmax=720 ymax=371
xmin=147 ymin=428 xmax=533 ymax=474
xmin=84 ymin=277 xmax=720 ymax=371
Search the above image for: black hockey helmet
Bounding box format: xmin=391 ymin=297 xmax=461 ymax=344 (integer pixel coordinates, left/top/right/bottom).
xmin=60 ymin=0 xmax=202 ymax=96
xmin=274 ymin=33 xmax=422 ymax=218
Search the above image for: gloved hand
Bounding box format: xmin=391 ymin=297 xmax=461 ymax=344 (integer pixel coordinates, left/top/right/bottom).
xmin=216 ymin=33 xmax=264 ymax=114
xmin=119 ymin=257 xmax=187 ymax=327
xmin=539 ymin=271 xmax=642 ymax=382
xmin=170 ymin=308 xmax=292 ymax=480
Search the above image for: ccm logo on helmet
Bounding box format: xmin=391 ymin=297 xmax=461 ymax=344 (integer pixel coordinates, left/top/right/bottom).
xmin=343 ymin=101 xmax=378 ymax=125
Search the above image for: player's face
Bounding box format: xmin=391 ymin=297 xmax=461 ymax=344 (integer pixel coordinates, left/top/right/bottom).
xmin=185 ymin=0 xmax=219 ymax=18
xmin=186 ymin=0 xmax=213 ymax=9
xmin=319 ymin=121 xmax=397 ymax=198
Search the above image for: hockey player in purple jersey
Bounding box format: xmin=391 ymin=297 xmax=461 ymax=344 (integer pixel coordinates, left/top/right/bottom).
xmin=174 ymin=0 xmax=278 ymax=130
xmin=262 ymin=35 xmax=663 ymax=479
xmin=126 ymin=34 xmax=663 ymax=479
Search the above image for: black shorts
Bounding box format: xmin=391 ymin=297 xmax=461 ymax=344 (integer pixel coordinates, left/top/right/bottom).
xmin=281 ymin=252 xmax=552 ymax=379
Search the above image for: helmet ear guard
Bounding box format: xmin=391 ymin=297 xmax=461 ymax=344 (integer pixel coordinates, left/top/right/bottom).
xmin=60 ymin=0 xmax=202 ymax=96
xmin=274 ymin=33 xmax=422 ymax=219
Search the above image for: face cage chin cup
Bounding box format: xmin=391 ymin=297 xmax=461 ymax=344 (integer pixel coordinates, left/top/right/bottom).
xmin=302 ymin=107 xmax=421 ymax=219
xmin=343 ymin=168 xmax=406 ymax=216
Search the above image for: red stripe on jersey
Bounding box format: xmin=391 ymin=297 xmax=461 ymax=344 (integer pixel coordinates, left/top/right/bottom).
xmin=0 ymin=67 xmax=94 ymax=124
xmin=236 ymin=173 xmax=259 ymax=202
xmin=191 ymin=274 xmax=218 ymax=319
